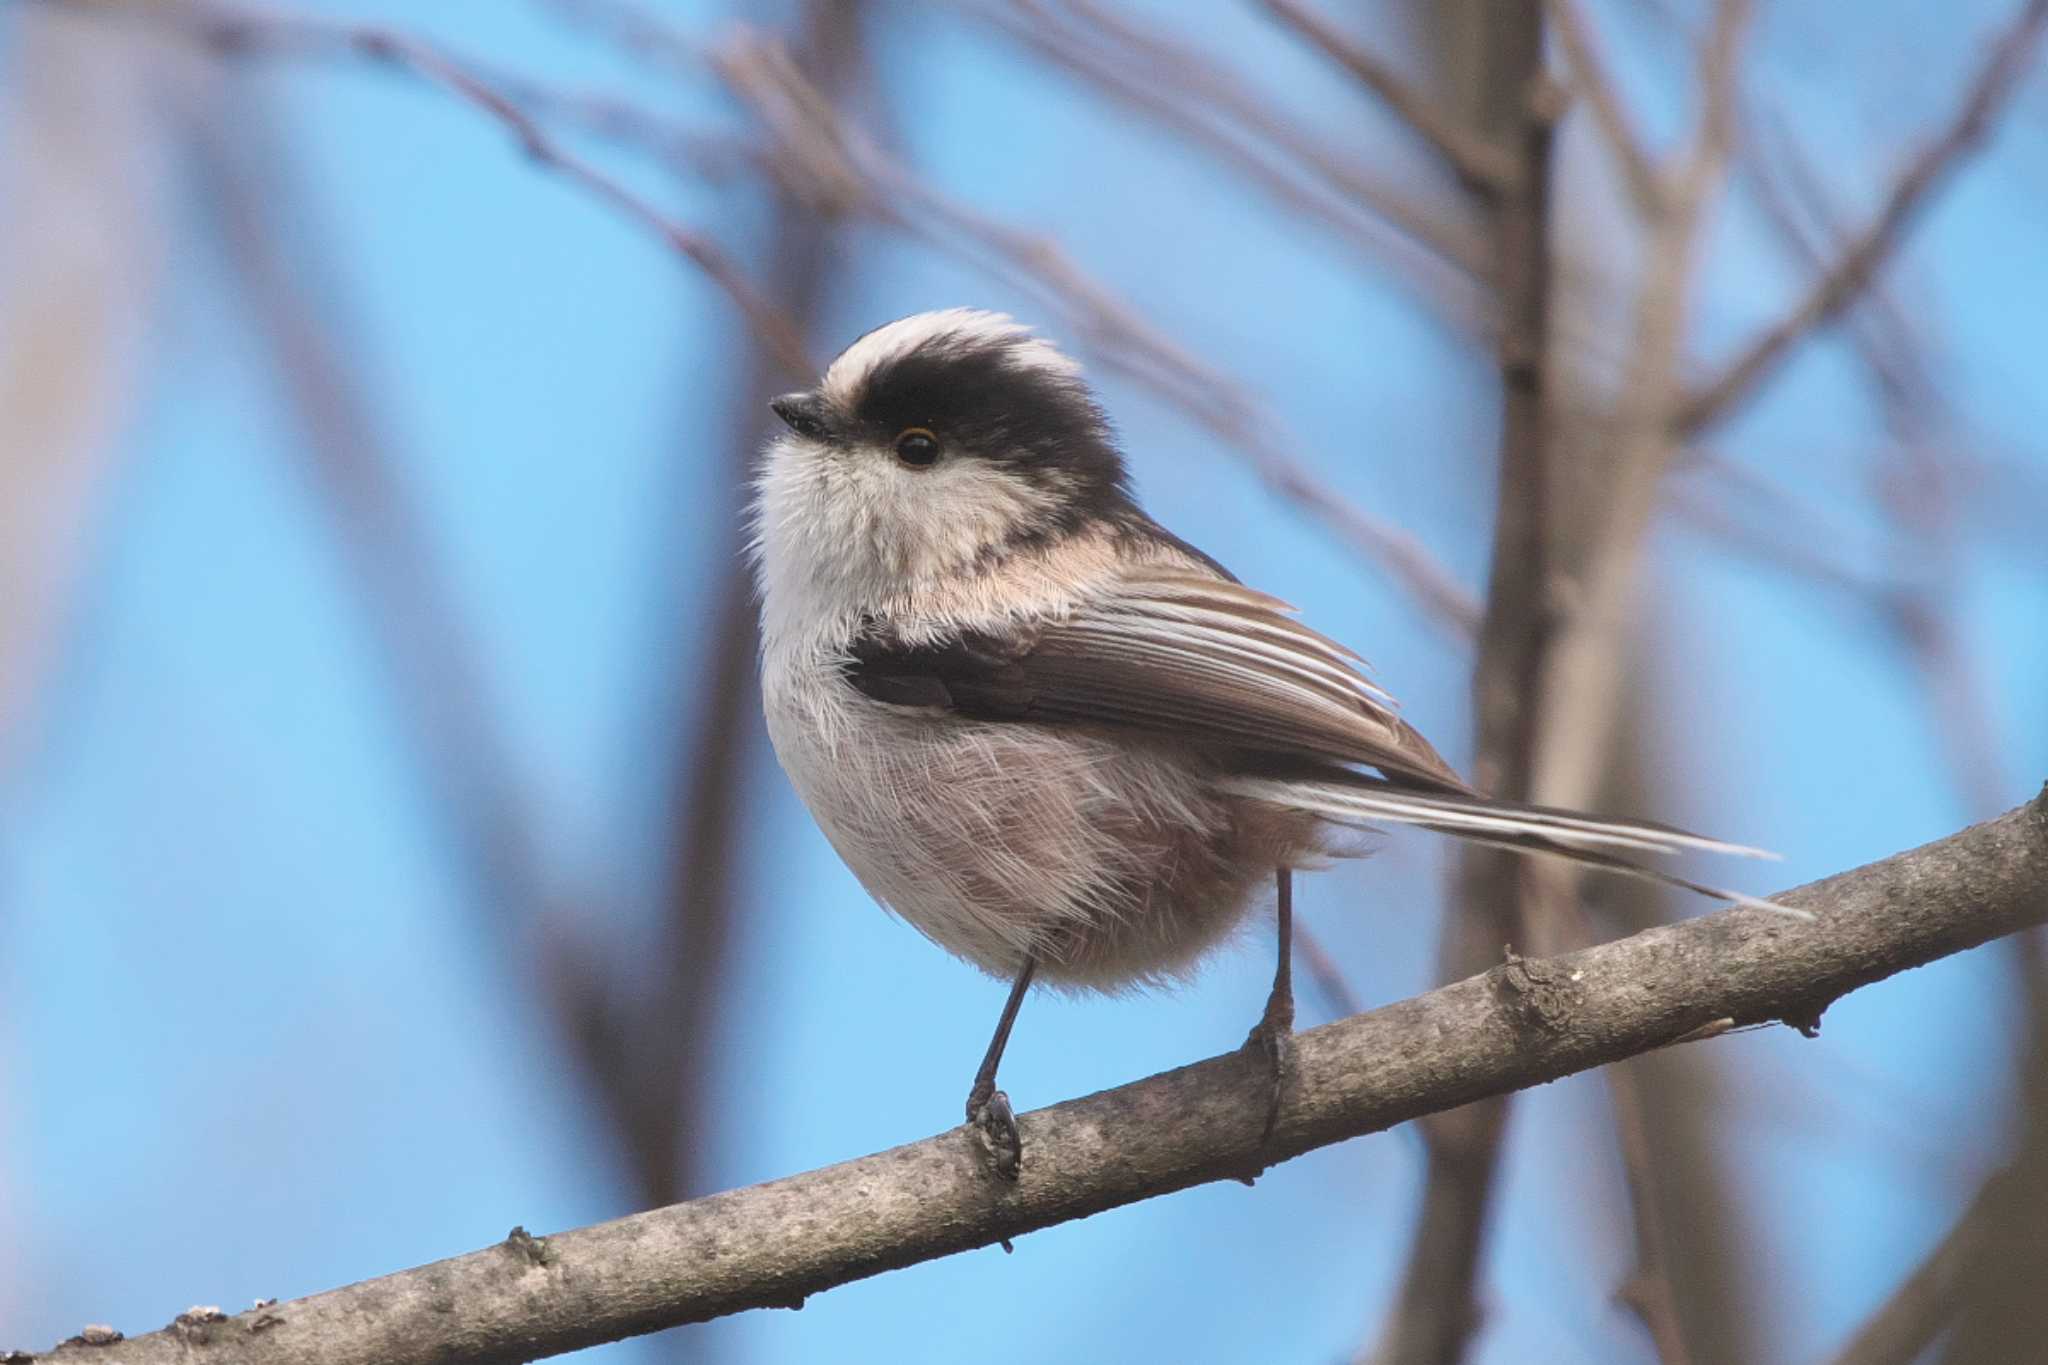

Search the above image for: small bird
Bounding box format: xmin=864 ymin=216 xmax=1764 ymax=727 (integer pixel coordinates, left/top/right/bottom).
xmin=752 ymin=309 xmax=1771 ymax=1175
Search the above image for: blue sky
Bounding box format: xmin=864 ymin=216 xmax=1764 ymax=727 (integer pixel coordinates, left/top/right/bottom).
xmin=4 ymin=1 xmax=2045 ymax=1361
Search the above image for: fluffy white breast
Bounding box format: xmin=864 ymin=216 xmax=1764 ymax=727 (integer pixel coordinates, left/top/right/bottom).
xmin=750 ymin=426 xmax=1094 ymax=661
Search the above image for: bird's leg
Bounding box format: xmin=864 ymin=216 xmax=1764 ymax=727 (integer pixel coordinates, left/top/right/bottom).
xmin=1242 ymin=867 xmax=1296 ymax=1142
xmin=966 ymin=957 xmax=1037 ymax=1180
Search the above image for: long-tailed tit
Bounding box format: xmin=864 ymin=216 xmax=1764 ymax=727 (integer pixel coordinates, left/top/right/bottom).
xmin=752 ymin=309 xmax=1772 ymax=1175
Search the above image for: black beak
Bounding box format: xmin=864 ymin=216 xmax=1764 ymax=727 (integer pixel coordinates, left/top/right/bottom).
xmin=769 ymin=391 xmax=829 ymax=440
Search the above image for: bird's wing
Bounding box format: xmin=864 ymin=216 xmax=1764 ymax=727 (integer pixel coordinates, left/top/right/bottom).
xmin=845 ymin=563 xmax=1789 ymax=904
xmin=843 ymin=566 xmax=1469 ymax=790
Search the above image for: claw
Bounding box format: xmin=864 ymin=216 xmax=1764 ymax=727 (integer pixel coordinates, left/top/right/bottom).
xmin=1243 ymin=1004 xmax=1296 ymax=1143
xmin=969 ymin=1089 xmax=1022 ymax=1181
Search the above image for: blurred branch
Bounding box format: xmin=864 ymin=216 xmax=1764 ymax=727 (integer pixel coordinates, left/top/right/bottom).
xmin=184 ymin=76 xmax=568 ymax=965
xmin=1747 ymin=109 xmax=2017 ymax=818
xmin=1506 ymin=17 xmax=1754 ymax=1359
xmin=1928 ymin=948 xmax=2048 ymax=1365
xmin=717 ymin=27 xmax=1485 ymax=636
xmin=1667 ymin=465 xmax=1883 ymax=604
xmin=1293 ymin=921 xmax=1365 ymax=1020
xmin=540 ymin=0 xmax=865 ymax=1217
xmin=66 ymin=0 xmax=817 ymax=379
xmin=1592 ymin=696 xmax=1763 ymax=1365
xmin=1603 ymin=1057 xmax=1692 ymax=1365
xmin=1384 ymin=6 xmax=1751 ymax=1361
xmin=1542 ymin=0 xmax=1660 ymax=214
xmin=538 ymin=0 xmax=702 ymax=75
xmin=1528 ymin=0 xmax=1749 ymax=816
xmin=36 ymin=793 xmax=2048 ymax=1365
xmin=1825 ymin=1166 xmax=2021 ymax=1365
xmin=970 ymin=0 xmax=1489 ymax=309
xmin=1677 ymin=0 xmax=2048 ymax=435
xmin=1745 ymin=88 xmax=2044 ymax=1365
xmin=0 ymin=6 xmax=171 ymax=774
xmin=69 ymin=0 xmax=1482 ymax=637
xmin=1373 ymin=7 xmax=1553 ymax=1361
xmin=1256 ymin=0 xmax=1515 ymax=192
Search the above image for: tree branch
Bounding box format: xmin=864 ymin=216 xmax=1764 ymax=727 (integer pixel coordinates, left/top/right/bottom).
xmin=1256 ymin=0 xmax=1516 ymax=193
xmin=32 ymin=794 xmax=2047 ymax=1365
xmin=1373 ymin=5 xmax=1554 ymax=1357
xmin=973 ymin=0 xmax=1488 ymax=302
xmin=1676 ymin=0 xmax=2048 ymax=435
xmin=711 ymin=26 xmax=1484 ymax=638
xmin=1526 ymin=0 xmax=1749 ymax=816
xmin=1824 ymin=1165 xmax=2019 ymax=1365
xmin=1542 ymin=0 xmax=1661 ymax=214
xmin=64 ymin=0 xmax=817 ymax=380
xmin=538 ymin=0 xmax=863 ymax=1225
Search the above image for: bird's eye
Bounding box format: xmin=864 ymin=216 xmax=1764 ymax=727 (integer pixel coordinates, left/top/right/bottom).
xmin=893 ymin=427 xmax=941 ymax=469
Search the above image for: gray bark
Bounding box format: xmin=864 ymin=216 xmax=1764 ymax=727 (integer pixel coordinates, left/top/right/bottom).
xmin=25 ymin=789 xmax=2048 ymax=1365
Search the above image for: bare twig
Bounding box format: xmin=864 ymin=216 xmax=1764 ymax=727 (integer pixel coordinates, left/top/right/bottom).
xmin=1604 ymin=1052 xmax=1694 ymax=1365
xmin=1825 ymin=1167 xmax=2018 ymax=1365
xmin=712 ymin=27 xmax=1485 ymax=637
xmin=1292 ymin=921 xmax=1365 ymax=1020
xmin=1741 ymin=102 xmax=2036 ymax=1365
xmin=536 ymin=0 xmax=702 ymax=76
xmin=1667 ymin=468 xmax=1883 ymax=605
xmin=34 ymin=792 xmax=2048 ymax=1365
xmin=84 ymin=0 xmax=1486 ymax=640
xmin=1925 ymin=948 xmax=2048 ymax=1365
xmin=1747 ymin=109 xmax=2016 ymax=817
xmin=0 ymin=5 xmax=171 ymax=775
xmin=1256 ymin=0 xmax=1515 ymax=192
xmin=1678 ymin=0 xmax=2048 ymax=434
xmin=1382 ymin=6 xmax=1751 ymax=1360
xmin=1528 ymin=0 xmax=1750 ymax=816
xmin=972 ymin=0 xmax=1489 ymax=305
xmin=185 ymin=74 xmax=567 ymax=968
xmin=542 ymin=0 xmax=866 ymax=1215
xmin=1542 ymin=0 xmax=1662 ymax=214
xmin=1504 ymin=17 xmax=1754 ymax=1356
xmin=68 ymin=0 xmax=817 ymax=379
xmin=1372 ymin=8 xmax=1553 ymax=1361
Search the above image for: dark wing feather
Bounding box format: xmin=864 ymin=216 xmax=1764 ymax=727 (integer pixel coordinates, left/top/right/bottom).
xmin=843 ymin=568 xmax=1466 ymax=790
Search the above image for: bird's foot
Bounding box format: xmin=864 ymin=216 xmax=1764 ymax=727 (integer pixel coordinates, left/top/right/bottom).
xmin=1242 ymin=999 xmax=1296 ymax=1144
xmin=966 ymin=1083 xmax=1022 ymax=1181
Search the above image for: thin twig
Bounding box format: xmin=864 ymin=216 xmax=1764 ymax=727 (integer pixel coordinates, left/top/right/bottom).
xmin=1047 ymin=0 xmax=1489 ymax=271
xmin=1677 ymin=0 xmax=2048 ymax=434
xmin=97 ymin=0 xmax=1487 ymax=640
xmin=1390 ymin=7 xmax=1750 ymax=1361
xmin=1745 ymin=120 xmax=2035 ymax=1365
xmin=1666 ymin=470 xmax=1883 ymax=605
xmin=1292 ymin=920 xmax=1365 ymax=1019
xmin=0 ymin=5 xmax=167 ymax=777
xmin=1604 ymin=1052 xmax=1694 ymax=1365
xmin=33 ymin=792 xmax=2048 ymax=1365
xmin=1922 ymin=937 xmax=2048 ymax=1365
xmin=1256 ymin=0 xmax=1515 ymax=192
xmin=536 ymin=0 xmax=702 ymax=76
xmin=1510 ymin=16 xmax=1754 ymax=1354
xmin=546 ymin=0 xmax=865 ymax=1215
xmin=1527 ymin=0 xmax=1750 ymax=816
xmin=973 ymin=0 xmax=1489 ymax=307
xmin=1371 ymin=8 xmax=1554 ymax=1361
xmin=712 ymin=26 xmax=1485 ymax=637
xmin=1543 ymin=0 xmax=1663 ymax=214
xmin=1747 ymin=108 xmax=2016 ymax=818
xmin=184 ymin=71 xmax=568 ymax=971
xmin=70 ymin=0 xmax=817 ymax=379
xmin=1826 ymin=1169 xmax=2016 ymax=1365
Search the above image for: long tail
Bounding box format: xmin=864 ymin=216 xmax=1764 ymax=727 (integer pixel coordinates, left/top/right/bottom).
xmin=1219 ymin=774 xmax=1805 ymax=918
